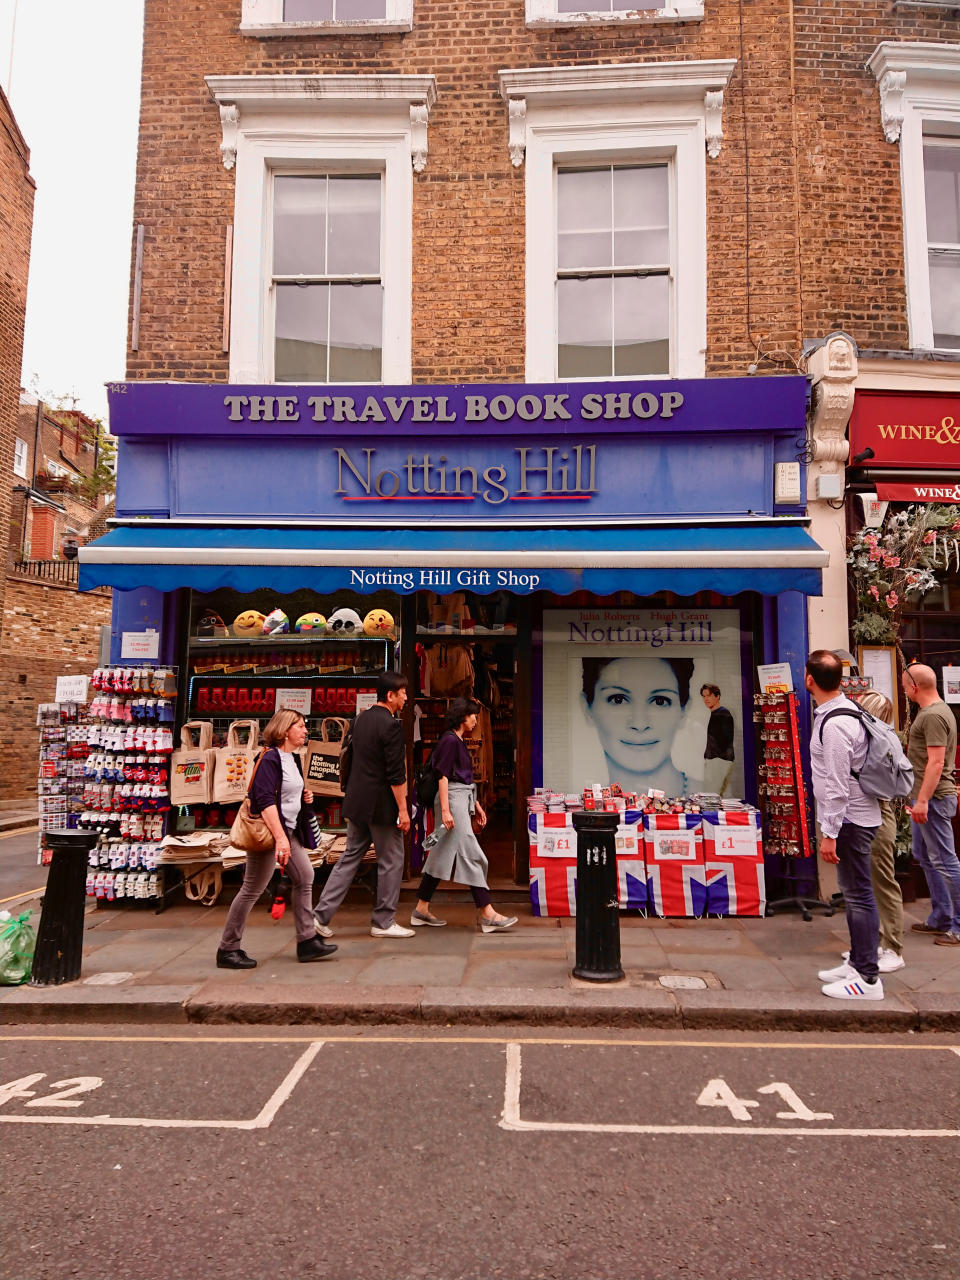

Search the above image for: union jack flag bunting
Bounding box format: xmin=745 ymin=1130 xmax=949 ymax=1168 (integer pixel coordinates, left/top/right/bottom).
xmin=702 ymin=811 xmax=766 ymax=917
xmin=643 ymin=813 xmax=707 ymax=917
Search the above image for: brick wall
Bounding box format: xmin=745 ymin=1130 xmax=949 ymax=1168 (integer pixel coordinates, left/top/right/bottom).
xmin=794 ymin=1 xmax=960 ymax=351
xmin=0 ymin=576 xmax=111 ymax=801
xmin=129 ymin=0 xmax=854 ymax=385
xmin=0 ymin=88 xmax=35 ymax=635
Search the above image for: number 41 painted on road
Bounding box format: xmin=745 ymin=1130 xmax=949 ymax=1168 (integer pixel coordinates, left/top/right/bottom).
xmin=696 ymin=1078 xmax=834 ymax=1122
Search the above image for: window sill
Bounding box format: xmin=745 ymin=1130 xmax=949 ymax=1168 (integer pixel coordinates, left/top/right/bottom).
xmin=239 ymin=19 xmax=412 ymax=36
xmin=526 ymin=5 xmax=703 ymax=27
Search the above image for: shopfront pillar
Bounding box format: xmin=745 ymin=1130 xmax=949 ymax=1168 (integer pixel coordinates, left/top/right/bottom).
xmin=806 ymin=333 xmax=858 ymax=655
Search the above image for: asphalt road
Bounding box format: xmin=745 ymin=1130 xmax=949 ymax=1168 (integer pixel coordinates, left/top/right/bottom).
xmin=0 ymin=827 xmax=43 ymax=903
xmin=1 ymin=1025 xmax=957 ymax=1280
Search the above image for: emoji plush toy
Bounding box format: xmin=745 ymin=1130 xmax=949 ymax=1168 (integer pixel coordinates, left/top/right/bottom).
xmin=262 ymin=608 xmax=290 ymax=635
xmin=327 ymin=607 xmax=364 ymax=635
xmin=233 ymin=609 xmax=267 ymax=637
xmin=196 ymin=611 xmax=227 ymax=638
xmin=295 ymin=612 xmax=326 ymax=633
xmin=363 ymin=608 xmax=395 ymax=639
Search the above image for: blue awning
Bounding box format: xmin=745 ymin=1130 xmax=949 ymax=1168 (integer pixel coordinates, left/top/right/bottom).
xmin=79 ymin=522 xmax=827 ymax=596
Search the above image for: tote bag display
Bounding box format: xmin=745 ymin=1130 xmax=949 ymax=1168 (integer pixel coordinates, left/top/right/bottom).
xmin=213 ymin=719 xmax=261 ymax=804
xmin=170 ymin=721 xmax=217 ymax=806
xmin=304 ymin=718 xmax=351 ymax=796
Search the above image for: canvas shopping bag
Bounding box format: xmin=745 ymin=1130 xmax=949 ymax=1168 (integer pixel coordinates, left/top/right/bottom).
xmin=213 ymin=719 xmax=261 ymax=804
xmin=170 ymin=721 xmax=217 ymax=806
xmin=304 ymin=718 xmax=351 ymax=796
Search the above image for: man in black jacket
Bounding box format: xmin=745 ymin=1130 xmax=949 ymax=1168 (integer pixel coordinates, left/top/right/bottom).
xmin=313 ymin=670 xmax=414 ymax=939
xmin=701 ymin=682 xmax=736 ymax=796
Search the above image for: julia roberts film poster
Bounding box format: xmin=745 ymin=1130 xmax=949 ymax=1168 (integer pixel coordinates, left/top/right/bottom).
xmin=541 ymin=608 xmax=746 ymax=799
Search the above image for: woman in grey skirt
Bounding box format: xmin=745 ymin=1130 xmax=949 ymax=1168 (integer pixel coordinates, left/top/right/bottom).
xmin=411 ymin=697 xmax=517 ymax=933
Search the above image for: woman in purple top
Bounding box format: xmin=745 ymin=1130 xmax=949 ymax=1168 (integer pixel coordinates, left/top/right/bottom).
xmin=411 ymin=697 xmax=518 ymax=933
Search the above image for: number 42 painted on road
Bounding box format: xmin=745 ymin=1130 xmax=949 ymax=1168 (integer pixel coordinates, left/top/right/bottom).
xmin=0 ymin=1074 xmax=104 ymax=1109
xmin=696 ymin=1078 xmax=834 ymax=1122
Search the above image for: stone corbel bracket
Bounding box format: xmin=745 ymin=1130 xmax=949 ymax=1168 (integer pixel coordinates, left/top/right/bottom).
xmin=704 ymin=89 xmax=724 ymax=159
xmin=508 ymin=98 xmax=527 ymax=168
xmin=410 ymin=103 xmax=429 ymax=173
xmin=498 ymin=60 xmax=736 ymax=167
xmin=219 ymin=104 xmax=240 ymax=170
xmin=878 ymin=70 xmax=906 ymax=144
xmin=807 ymin=332 xmax=858 ymax=466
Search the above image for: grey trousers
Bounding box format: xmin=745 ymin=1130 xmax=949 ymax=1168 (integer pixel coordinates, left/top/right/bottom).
xmin=219 ymin=835 xmax=315 ymax=949
xmin=315 ymin=818 xmax=403 ymax=930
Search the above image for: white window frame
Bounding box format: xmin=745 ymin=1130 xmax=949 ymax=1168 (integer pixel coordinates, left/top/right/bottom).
xmin=240 ymin=0 xmax=412 ymax=37
xmin=270 ymin=170 xmax=385 ymax=384
xmin=525 ymin=0 xmax=703 ymax=27
xmin=13 ymin=437 xmax=29 ymax=479
xmin=500 ymin=61 xmax=736 ymax=381
xmin=868 ymin=42 xmax=960 ymax=351
xmin=206 ymin=74 xmax=437 ymax=384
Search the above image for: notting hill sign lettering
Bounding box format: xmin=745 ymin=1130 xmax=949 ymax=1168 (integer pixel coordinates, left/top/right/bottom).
xmin=222 ymin=389 xmax=679 ymax=506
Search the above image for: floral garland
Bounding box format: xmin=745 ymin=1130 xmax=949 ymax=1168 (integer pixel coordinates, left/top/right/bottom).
xmin=847 ymin=504 xmax=960 ymax=647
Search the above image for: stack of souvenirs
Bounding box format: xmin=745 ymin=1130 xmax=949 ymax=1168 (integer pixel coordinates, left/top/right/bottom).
xmin=528 ymin=783 xmax=764 ymax=920
xmin=38 ymin=668 xmax=178 ymax=904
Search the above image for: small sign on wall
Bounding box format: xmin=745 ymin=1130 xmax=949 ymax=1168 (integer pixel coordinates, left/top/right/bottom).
xmin=121 ymin=630 xmax=160 ymax=660
xmin=944 ymin=666 xmax=960 ymax=705
xmin=55 ymin=675 xmax=90 ymax=704
xmin=355 ymin=691 xmax=377 ymax=714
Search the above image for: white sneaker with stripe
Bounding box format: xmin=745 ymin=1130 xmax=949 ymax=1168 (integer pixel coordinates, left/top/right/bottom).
xmin=821 ymin=974 xmax=884 ymax=1000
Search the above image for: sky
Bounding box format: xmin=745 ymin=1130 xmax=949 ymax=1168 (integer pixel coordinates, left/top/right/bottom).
xmin=1 ymin=0 xmax=145 ymax=424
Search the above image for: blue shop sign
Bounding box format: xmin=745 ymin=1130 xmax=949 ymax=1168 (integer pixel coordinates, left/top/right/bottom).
xmin=108 ymin=377 xmax=808 ymax=524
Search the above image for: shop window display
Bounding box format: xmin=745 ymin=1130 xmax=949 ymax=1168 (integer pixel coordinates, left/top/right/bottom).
xmin=177 ymin=588 xmax=400 ymax=843
xmin=541 ymin=607 xmax=747 ymax=799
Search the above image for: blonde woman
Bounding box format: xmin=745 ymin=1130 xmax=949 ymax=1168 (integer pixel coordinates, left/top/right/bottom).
xmin=838 ymin=691 xmax=905 ymax=973
xmin=216 ymin=709 xmax=337 ymax=969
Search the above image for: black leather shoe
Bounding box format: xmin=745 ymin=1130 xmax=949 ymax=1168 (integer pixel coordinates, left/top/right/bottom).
xmin=297 ymin=937 xmax=338 ymax=962
xmin=216 ymin=948 xmax=257 ymax=969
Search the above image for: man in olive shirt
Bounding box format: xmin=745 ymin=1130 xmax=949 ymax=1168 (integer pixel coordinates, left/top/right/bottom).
xmin=903 ymin=663 xmax=960 ymax=947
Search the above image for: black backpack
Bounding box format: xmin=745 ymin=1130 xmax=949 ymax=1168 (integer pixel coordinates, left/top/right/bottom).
xmin=414 ymin=758 xmax=440 ymax=809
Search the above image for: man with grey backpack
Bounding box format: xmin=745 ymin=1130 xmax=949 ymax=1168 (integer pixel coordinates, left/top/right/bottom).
xmin=804 ymin=650 xmax=913 ymax=1002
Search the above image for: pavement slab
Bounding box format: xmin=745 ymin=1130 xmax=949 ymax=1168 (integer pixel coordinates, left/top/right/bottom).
xmin=3 ymin=892 xmax=958 ymax=1031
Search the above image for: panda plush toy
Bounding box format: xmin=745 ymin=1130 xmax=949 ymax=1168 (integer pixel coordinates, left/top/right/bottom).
xmin=327 ymin=607 xmax=363 ymax=635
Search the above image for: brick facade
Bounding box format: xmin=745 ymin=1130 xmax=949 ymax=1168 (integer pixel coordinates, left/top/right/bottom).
xmin=0 ymin=87 xmax=35 ymax=639
xmin=0 ymin=575 xmax=111 ymax=801
xmin=794 ymin=1 xmax=960 ymax=352
xmin=126 ymin=2 xmax=958 ymax=388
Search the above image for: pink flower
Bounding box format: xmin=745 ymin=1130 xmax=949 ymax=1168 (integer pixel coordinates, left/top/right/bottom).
xmin=883 ymin=555 xmax=900 ymax=568
xmin=923 ymin=531 xmax=936 ymax=544
xmin=865 ymin=534 xmax=879 ymax=547
xmin=869 ymin=549 xmax=882 ymax=562
xmin=952 ymin=521 xmax=960 ymax=531
xmin=885 ymin=591 xmax=899 ymax=609
xmin=869 ymin=585 xmax=880 ymax=600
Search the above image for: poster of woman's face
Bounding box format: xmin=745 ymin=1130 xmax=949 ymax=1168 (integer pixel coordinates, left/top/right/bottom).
xmin=541 ymin=609 xmax=745 ymax=798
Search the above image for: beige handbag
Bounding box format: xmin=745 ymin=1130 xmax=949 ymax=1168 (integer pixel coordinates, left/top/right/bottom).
xmin=304 ymin=718 xmax=351 ymax=797
xmin=228 ymin=750 xmax=275 ymax=854
xmin=213 ymin=719 xmax=260 ymax=804
xmin=170 ymin=721 xmax=217 ymax=807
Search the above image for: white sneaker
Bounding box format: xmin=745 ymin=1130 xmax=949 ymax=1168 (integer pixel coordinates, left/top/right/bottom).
xmin=821 ymin=974 xmax=884 ymax=1001
xmin=313 ymin=916 xmax=334 ymax=938
xmin=370 ymin=922 xmax=415 ymax=939
xmin=818 ymin=960 xmax=856 ymax=982
xmin=878 ymin=948 xmax=905 ymax=973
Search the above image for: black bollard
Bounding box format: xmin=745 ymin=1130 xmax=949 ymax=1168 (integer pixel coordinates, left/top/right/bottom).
xmin=30 ymin=829 xmax=97 ymax=985
xmin=571 ymin=810 xmax=624 ymax=983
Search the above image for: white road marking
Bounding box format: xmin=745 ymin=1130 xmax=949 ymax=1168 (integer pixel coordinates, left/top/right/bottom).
xmin=0 ymin=1040 xmax=324 ymax=1130
xmin=499 ymin=1042 xmax=960 ymax=1138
